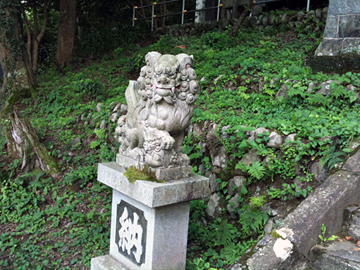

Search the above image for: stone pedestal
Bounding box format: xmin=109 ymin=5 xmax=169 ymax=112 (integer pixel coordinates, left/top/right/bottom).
xmin=91 ymin=162 xmax=210 ymax=270
xmin=315 ymin=0 xmax=360 ymax=56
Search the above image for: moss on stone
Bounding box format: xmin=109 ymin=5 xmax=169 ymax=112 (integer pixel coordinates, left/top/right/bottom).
xmin=124 ymin=165 xmax=163 ymax=183
xmin=270 ymin=230 xmax=285 ymax=239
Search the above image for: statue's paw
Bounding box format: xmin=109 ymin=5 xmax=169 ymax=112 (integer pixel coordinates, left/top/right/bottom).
xmin=161 ymin=135 xmax=175 ymax=150
xmin=145 ymin=152 xmax=163 ymax=167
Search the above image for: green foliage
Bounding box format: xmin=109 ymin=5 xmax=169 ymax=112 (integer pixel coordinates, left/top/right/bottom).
xmin=319 ymin=224 xmax=338 ymax=243
xmin=187 ymin=203 xmax=256 ymax=269
xmin=2 ymin=14 xmax=360 ymax=270
xmin=0 ymin=173 xmax=112 ymax=269
xmin=266 ymin=144 xmax=298 ymax=180
xmin=320 ymin=144 xmax=346 ymax=171
xmin=74 ymin=77 xmax=103 ymax=101
xmin=238 ymin=206 xmax=269 ymax=237
xmin=250 ymin=195 xmax=267 ymax=208
xmin=268 ymin=183 xmax=311 ymax=200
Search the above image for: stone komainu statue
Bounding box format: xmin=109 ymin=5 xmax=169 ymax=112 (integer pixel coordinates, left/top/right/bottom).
xmin=115 ymin=52 xmax=199 ymax=179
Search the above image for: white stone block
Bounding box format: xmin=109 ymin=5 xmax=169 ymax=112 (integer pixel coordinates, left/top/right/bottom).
xmin=109 ymin=190 xmax=190 ymax=270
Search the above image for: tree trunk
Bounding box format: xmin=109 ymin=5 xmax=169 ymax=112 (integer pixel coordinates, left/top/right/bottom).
xmin=0 ymin=3 xmax=36 ymax=96
xmin=56 ymin=0 xmax=77 ymax=67
xmin=6 ymin=110 xmax=59 ymax=176
xmin=0 ymin=2 xmax=55 ymax=177
xmin=160 ymin=0 xmax=166 ymax=27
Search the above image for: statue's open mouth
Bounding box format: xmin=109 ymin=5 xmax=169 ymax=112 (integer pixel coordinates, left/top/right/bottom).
xmin=155 ymin=85 xmax=180 ymax=96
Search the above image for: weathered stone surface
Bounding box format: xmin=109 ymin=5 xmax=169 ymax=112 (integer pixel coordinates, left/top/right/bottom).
xmin=91 ymin=255 xmax=128 ymax=270
xmin=348 ymin=211 xmax=360 ymax=240
xmin=297 ymin=11 xmax=305 ymax=21
xmin=233 ymin=157 xmax=360 ymax=270
xmin=339 ymin=15 xmax=360 ymax=38
xmin=343 ymin=149 xmax=360 ymax=172
xmin=248 ymin=127 xmax=269 ymax=141
xmin=108 ymin=189 xmax=190 ymax=270
xmin=210 ymin=146 xmax=227 ymax=168
xmin=263 ymin=219 xmax=274 ymax=234
xmin=227 ymin=176 xmax=245 ymax=196
xmin=267 ymin=131 xmax=283 ymax=149
xmin=306 ymin=10 xmax=315 ymax=19
xmin=328 ymin=0 xmax=360 ymax=15
xmin=307 ymin=82 xmax=316 ymax=93
xmin=227 ymin=193 xmax=240 ymax=214
xmin=112 ymin=102 xmax=121 ymax=112
xmin=96 ymin=103 xmax=103 ymax=112
xmin=280 ymin=171 xmax=360 ymax=254
xmin=309 ymin=241 xmax=360 ymax=270
xmin=243 ymin=16 xmax=250 ymax=27
xmin=206 ymin=123 xmax=218 ymax=140
xmin=342 ymin=38 xmax=360 ymax=54
xmin=206 ymin=193 xmax=221 ymax=218
xmin=221 ymin=125 xmax=231 ymax=139
xmin=99 ymin=120 xmax=106 ymax=129
xmin=281 ymin=13 xmax=289 ymax=23
xmin=285 ymin=134 xmax=296 ymax=142
xmin=270 ymin=77 xmax=280 ymax=86
xmin=261 ymin=203 xmax=279 ymax=217
xmin=262 ymin=15 xmax=269 ymax=27
xmin=316 ymin=39 xmax=343 ymax=56
xmin=317 ymin=80 xmax=337 ymax=95
xmin=115 ymin=52 xmax=199 ymax=179
xmin=246 ymin=237 xmax=296 ymax=270
xmin=70 ymin=137 xmax=81 ymax=148
xmin=323 ymin=15 xmax=338 ymax=38
xmin=98 ymin=162 xmax=210 ymax=208
xmin=209 ymin=173 xmax=218 ymax=193
xmin=120 ymin=104 xmax=128 ymax=115
xmin=275 ymin=79 xmax=292 ymax=99
xmin=316 ymin=1 xmax=360 ymax=56
xmin=241 ymin=148 xmax=261 ymax=166
xmin=310 ymin=162 xmax=328 ymax=183
xmin=322 ymin=7 xmax=328 ymax=21
xmin=110 ymin=112 xmax=119 ymax=122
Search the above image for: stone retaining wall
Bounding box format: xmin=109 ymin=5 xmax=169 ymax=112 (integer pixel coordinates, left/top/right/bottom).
xmin=152 ymin=8 xmax=328 ymax=37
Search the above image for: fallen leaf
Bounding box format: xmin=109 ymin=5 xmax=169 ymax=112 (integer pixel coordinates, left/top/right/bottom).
xmin=338 ymin=238 xmax=344 ymax=242
xmin=357 ymin=240 xmax=360 ymax=247
xmin=346 ymin=236 xmax=352 ymax=240
xmin=354 ymin=248 xmax=360 ymax=251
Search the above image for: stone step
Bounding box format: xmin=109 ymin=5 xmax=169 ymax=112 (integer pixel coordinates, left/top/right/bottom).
xmin=309 ymin=241 xmax=360 ymax=270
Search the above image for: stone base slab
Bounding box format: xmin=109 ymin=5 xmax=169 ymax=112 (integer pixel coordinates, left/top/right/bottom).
xmin=309 ymin=241 xmax=360 ymax=270
xmin=97 ymin=162 xmax=210 ymax=208
xmin=315 ymin=38 xmax=360 ymax=56
xmin=91 ymin=255 xmax=128 ymax=270
xmin=116 ymin=154 xmax=191 ymax=181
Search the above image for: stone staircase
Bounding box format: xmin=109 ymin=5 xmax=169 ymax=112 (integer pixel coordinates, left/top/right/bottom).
xmin=309 ymin=205 xmax=360 ymax=270
xmin=230 ymin=150 xmax=360 ymax=270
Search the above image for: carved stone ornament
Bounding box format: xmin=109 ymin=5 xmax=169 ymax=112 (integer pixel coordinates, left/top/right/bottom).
xmin=115 ymin=52 xmax=199 ymax=180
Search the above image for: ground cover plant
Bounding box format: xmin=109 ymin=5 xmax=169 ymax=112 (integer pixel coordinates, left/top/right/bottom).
xmin=2 ymin=19 xmax=360 ymax=269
